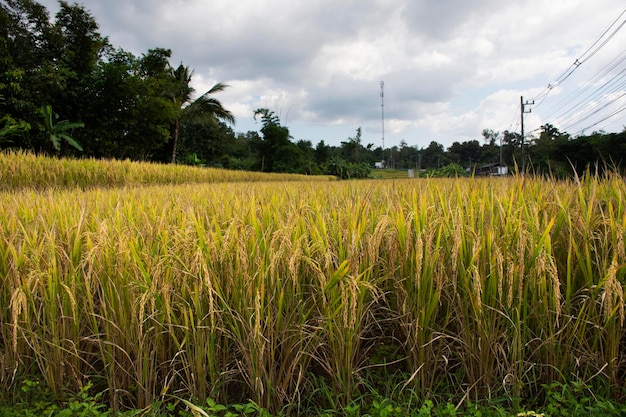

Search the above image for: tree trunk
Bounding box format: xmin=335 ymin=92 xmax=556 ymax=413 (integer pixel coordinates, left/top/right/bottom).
xmin=171 ymin=119 xmax=180 ymax=163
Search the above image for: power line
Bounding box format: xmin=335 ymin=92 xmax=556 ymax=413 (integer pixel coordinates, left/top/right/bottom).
xmin=550 ymin=71 xmax=626 ymax=126
xmin=538 ymin=71 xmax=626 ymax=133
xmin=577 ymin=10 xmax=626 ymax=64
xmin=537 ymin=51 xmax=626 ymax=122
xmin=529 ymin=7 xmax=626 ymax=105
xmin=571 ymin=103 xmax=626 ymax=136
xmin=560 ymin=90 xmax=626 ymax=132
xmin=526 ymin=9 xmax=626 ymax=136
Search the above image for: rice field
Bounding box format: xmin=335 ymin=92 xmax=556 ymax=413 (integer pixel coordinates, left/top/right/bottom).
xmin=0 ymin=153 xmax=624 ymax=415
xmin=0 ymin=150 xmax=334 ymax=191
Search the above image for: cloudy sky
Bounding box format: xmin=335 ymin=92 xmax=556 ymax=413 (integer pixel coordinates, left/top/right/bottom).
xmin=40 ymin=0 xmax=626 ymax=149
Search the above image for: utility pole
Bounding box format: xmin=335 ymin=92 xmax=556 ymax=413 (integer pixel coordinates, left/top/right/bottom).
xmin=520 ymin=96 xmax=533 ymax=172
xmin=380 ymin=81 xmax=385 ymax=167
xmin=499 ymin=134 xmax=503 ymax=167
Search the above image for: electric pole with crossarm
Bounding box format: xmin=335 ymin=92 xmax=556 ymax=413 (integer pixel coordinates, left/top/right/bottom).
xmin=520 ymin=96 xmax=534 ymax=172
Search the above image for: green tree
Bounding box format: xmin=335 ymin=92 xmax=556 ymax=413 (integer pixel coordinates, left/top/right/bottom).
xmin=88 ymin=47 xmax=179 ymax=160
xmin=254 ymin=108 xmax=286 ymax=172
xmin=447 ymin=140 xmax=481 ymax=169
xmin=420 ymin=141 xmax=448 ymax=169
xmin=0 ymin=0 xmax=106 ymax=153
xmin=315 ymin=140 xmax=337 ymax=165
xmin=501 ymin=130 xmax=523 ymax=168
xmin=0 ymin=0 xmax=54 ymax=149
xmin=51 ymin=1 xmax=107 ymax=115
xmin=340 ymin=127 xmax=364 ymax=163
xmin=82 ymin=48 xmax=134 ymax=157
xmin=229 ymin=130 xmax=262 ymax=170
xmin=528 ymin=124 xmax=570 ymax=176
xmin=128 ymin=48 xmax=179 ymax=161
xmin=178 ymin=120 xmax=238 ymax=166
xmin=169 ymin=64 xmax=235 ymax=163
xmin=85 ymin=48 xmax=176 ymax=160
xmin=70 ymin=47 xmax=166 ymax=159
xmin=397 ymin=140 xmax=420 ymax=169
xmin=479 ymin=129 xmax=501 ymax=165
xmin=295 ymin=139 xmax=320 ymax=174
xmin=253 ymin=108 xmax=305 ymax=172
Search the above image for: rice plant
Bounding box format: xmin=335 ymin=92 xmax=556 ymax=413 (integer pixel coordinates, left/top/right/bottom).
xmin=0 ymin=150 xmax=334 ymax=191
xmin=0 ymin=156 xmax=624 ymax=414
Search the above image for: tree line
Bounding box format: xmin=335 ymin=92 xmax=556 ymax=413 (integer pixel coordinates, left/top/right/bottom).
xmin=1 ymin=0 xmax=624 ymax=178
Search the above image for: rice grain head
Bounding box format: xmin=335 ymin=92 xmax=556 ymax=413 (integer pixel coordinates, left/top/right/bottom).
xmin=10 ymin=287 xmax=27 ymax=352
xmin=603 ymin=260 xmax=624 ymax=326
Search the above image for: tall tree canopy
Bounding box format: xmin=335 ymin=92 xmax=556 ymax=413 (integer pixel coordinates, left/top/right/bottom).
xmin=0 ymin=1 xmax=235 ymax=162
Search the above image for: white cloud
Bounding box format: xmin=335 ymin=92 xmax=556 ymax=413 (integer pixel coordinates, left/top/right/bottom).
xmin=38 ymin=0 xmax=626 ymax=147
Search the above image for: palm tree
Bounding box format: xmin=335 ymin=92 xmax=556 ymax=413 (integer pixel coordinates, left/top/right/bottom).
xmin=170 ymin=65 xmax=235 ymax=163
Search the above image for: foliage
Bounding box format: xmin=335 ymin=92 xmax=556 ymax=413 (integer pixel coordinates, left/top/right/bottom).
xmin=39 ymin=104 xmax=84 ymax=153
xmin=5 ymin=387 xmax=625 ymax=416
xmin=0 ymin=113 xmax=29 ymax=143
xmin=0 ymin=2 xmax=232 ymax=163
xmin=82 ymin=48 xmax=177 ymax=160
xmin=528 ymin=124 xmax=626 ymax=177
xmin=168 ymin=65 xmax=235 ymax=163
xmin=252 ymin=108 xmax=309 ymax=173
xmin=185 ymin=152 xmax=207 ymax=167
xmin=424 ymin=163 xmax=468 ymax=177
xmin=541 ymin=381 xmax=626 ymax=417
xmin=322 ymin=128 xmax=374 ymax=179
xmin=324 ymin=157 xmax=371 ymax=179
xmin=55 ymin=383 xmax=111 ymax=417
xmin=340 ymin=127 xmax=375 ymax=165
xmin=419 ymin=141 xmax=449 ymax=169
